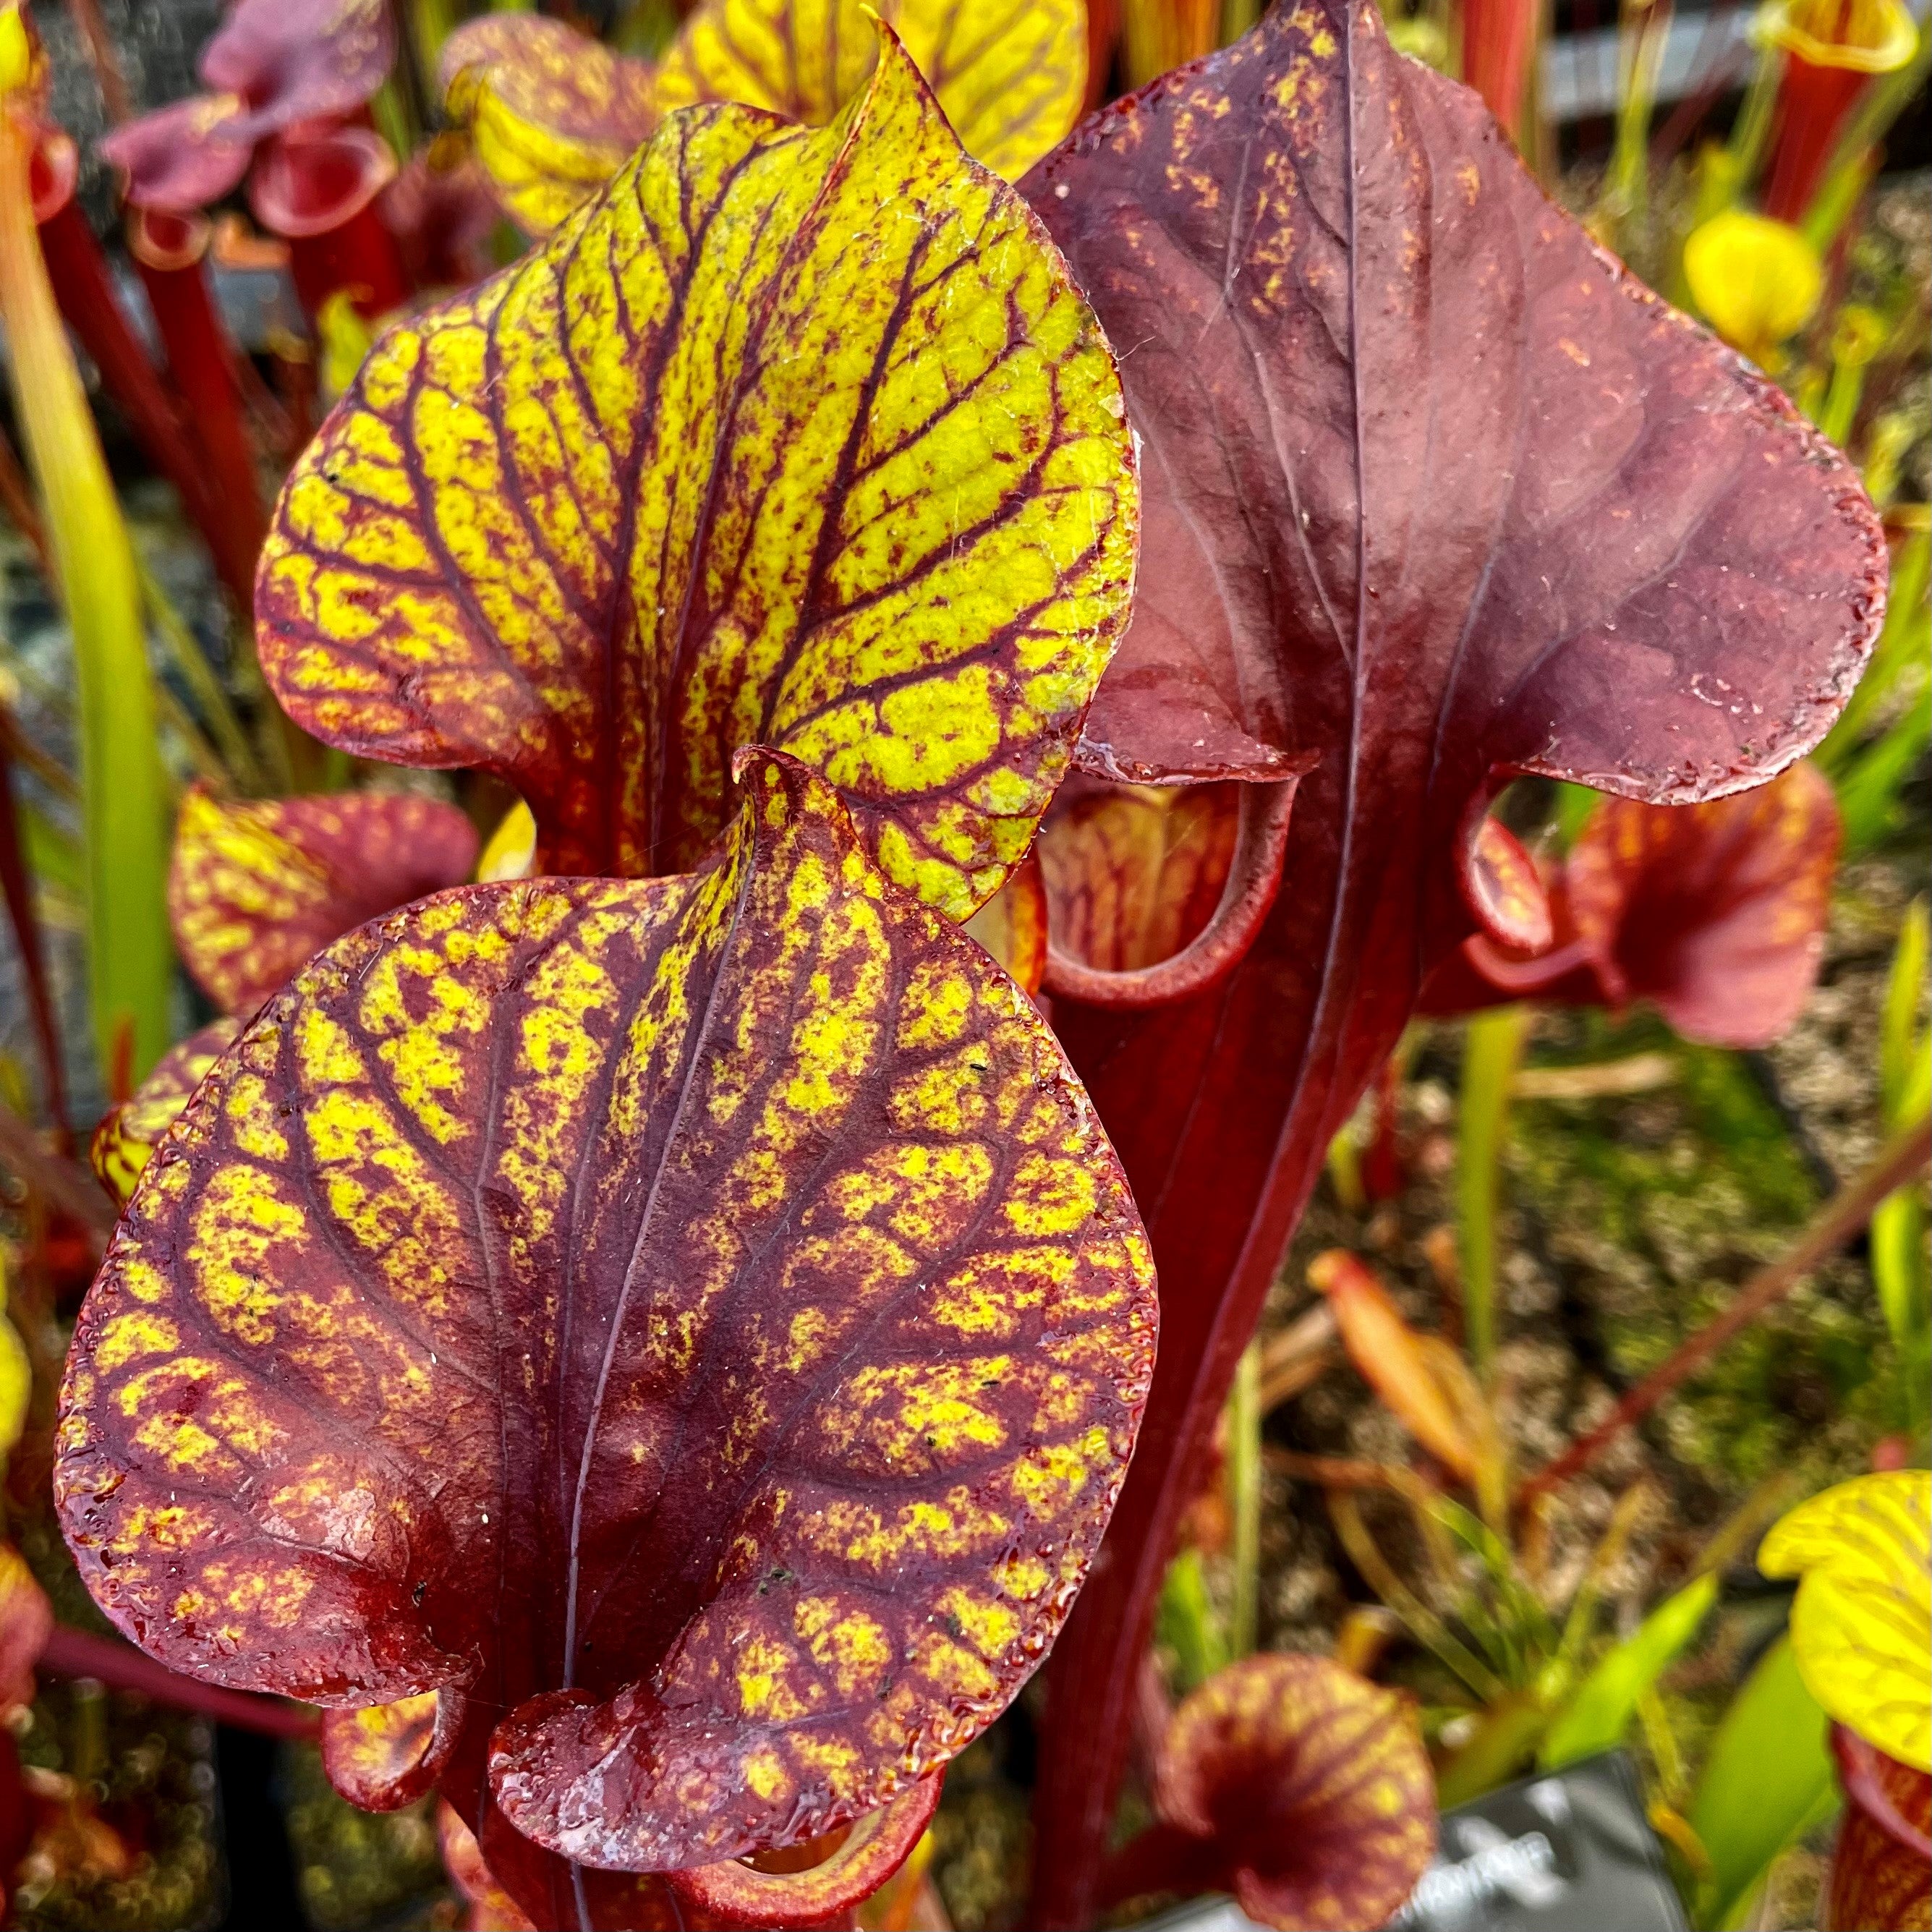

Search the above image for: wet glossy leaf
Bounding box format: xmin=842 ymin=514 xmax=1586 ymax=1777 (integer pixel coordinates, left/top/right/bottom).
xmin=264 ymin=32 xmax=1135 ymax=922
xmin=1016 ymin=0 xmax=1885 ymax=1905
xmin=668 ymin=1776 xmax=940 ymax=1926
xmin=58 ymin=755 xmax=1155 ymax=1927
xmin=88 ymin=1017 xmax=242 ymax=1207
xmin=169 ymin=785 xmax=480 ymax=1018
xmin=444 ymin=0 xmax=1086 ymax=235
xmin=1825 ymin=1728 xmax=1932 ymax=1932
xmin=323 ymin=1693 xmax=461 ymax=1812
xmin=1760 ymin=1471 xmax=1931 ymax=1772
xmin=1115 ymin=1652 xmax=1435 ymax=1931
xmin=100 ymin=0 xmax=394 ymax=212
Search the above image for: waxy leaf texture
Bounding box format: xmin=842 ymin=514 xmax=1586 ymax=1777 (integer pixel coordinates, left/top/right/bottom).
xmin=264 ymin=33 xmax=1136 ymax=919
xmin=169 ymin=785 xmax=480 ymax=1018
xmin=58 ymin=755 xmax=1154 ymax=1927
xmin=1018 ymin=0 xmax=1886 ymax=1913
xmin=444 ymin=0 xmax=1086 ymax=236
xmin=90 ymin=1018 xmax=242 ymax=1206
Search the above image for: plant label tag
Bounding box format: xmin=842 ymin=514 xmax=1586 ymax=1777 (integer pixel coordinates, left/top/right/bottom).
xmin=1388 ymin=1750 xmax=1690 ymax=1930
xmin=1130 ymin=1749 xmax=1689 ymax=1932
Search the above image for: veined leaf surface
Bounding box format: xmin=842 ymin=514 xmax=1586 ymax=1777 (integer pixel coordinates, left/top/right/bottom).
xmin=1016 ymin=1 xmax=1885 ymax=1908
xmin=169 ymin=785 xmax=480 ymax=1017
xmin=1141 ymin=1653 xmax=1435 ymax=1931
xmin=265 ymin=32 xmax=1135 ymax=922
xmin=1761 ymin=1471 xmax=1931 ymax=1773
xmin=444 ymin=0 xmax=1085 ymax=236
xmin=657 ymin=0 xmax=1087 ymax=182
xmin=57 ymin=755 xmax=1155 ymax=1926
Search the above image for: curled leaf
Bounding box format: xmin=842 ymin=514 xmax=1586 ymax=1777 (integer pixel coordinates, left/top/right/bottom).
xmin=1112 ymin=1652 xmax=1435 ymax=1931
xmin=445 ymin=0 xmax=1086 ymax=234
xmin=658 ymin=0 xmax=1088 ymax=183
xmin=1421 ymin=762 xmax=1840 ymax=1047
xmin=1562 ymin=762 xmax=1840 ymax=1046
xmin=667 ymin=1775 xmax=941 ymax=1926
xmin=58 ymin=754 xmax=1154 ymax=1923
xmin=1462 ymin=814 xmax=1552 ymax=953
xmin=99 ymin=0 xmax=395 ymax=213
xmin=263 ymin=30 xmax=1136 ymax=920
xmin=1758 ymin=0 xmax=1920 ymax=71
xmin=88 ymin=1017 xmax=243 ymax=1206
xmin=1307 ymin=1252 xmax=1481 ymax=1485
xmin=441 ymin=16 xmax=656 ymax=237
xmin=1760 ymin=1471 xmax=1931 ymax=1773
xmin=323 ymin=1691 xmax=462 ymax=1811
xmin=438 ymin=1803 xmax=537 ymax=1932
xmin=1036 ymin=773 xmax=1303 ymax=1006
xmin=169 ymin=785 xmax=480 ymax=1018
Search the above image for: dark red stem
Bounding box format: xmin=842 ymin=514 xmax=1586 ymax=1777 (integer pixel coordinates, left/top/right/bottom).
xmin=250 ymin=127 xmax=411 ymax=322
xmin=39 ymin=1625 xmax=321 ymax=1740
xmin=285 ymin=198 xmax=412 ymax=323
xmin=1520 ymin=1112 xmax=1932 ymax=1507
xmin=129 ymin=211 xmax=268 ymax=597
xmin=1762 ymin=59 xmax=1868 ymax=223
xmin=1097 ymin=1821 xmax=1222 ymax=1911
xmin=33 ymin=199 xmax=256 ymax=612
xmin=1459 ymin=0 xmax=1539 ymax=145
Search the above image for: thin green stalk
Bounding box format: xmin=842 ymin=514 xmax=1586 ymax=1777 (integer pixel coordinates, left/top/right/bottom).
xmin=1607 ymin=0 xmax=1669 ymax=228
xmin=1154 ymin=1549 xmax=1227 ymax=1696
xmin=138 ymin=556 xmax=265 ymax=793
xmin=1724 ymin=43 xmax=1784 ymax=190
xmin=1227 ymin=1340 xmax=1261 ymax=1657
xmin=0 ymin=12 xmax=171 ymax=1081
xmin=1459 ymin=1005 xmax=1530 ymax=1382
xmin=1872 ymin=901 xmax=1928 ymax=1431
xmin=150 ymin=679 xmax=223 ymax=791
xmin=1222 ymin=0 xmax=1263 ymax=43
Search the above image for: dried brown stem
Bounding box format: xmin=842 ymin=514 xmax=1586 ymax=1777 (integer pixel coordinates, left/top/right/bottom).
xmin=1520 ymin=1114 xmax=1932 ymax=1508
xmin=62 ymin=0 xmax=134 ymax=125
